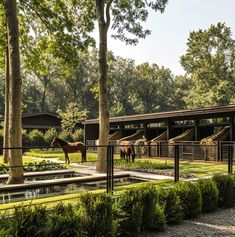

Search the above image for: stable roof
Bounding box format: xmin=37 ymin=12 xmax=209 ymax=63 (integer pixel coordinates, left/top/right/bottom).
xmin=84 ymin=104 xmax=235 ymax=125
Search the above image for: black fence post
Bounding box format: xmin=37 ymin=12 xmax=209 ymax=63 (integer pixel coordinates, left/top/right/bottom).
xmin=174 ymin=144 xmax=180 ymax=182
xmin=111 ymin=145 xmax=114 ymax=192
xmin=148 ymin=141 xmax=151 ymax=157
xmin=228 ymin=144 xmax=233 ymax=175
xmin=106 ymin=145 xmax=110 ymax=193
xmin=106 ymin=145 xmax=114 ymax=194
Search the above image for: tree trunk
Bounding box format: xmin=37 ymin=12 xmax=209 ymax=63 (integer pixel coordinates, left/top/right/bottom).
xmin=3 ymin=29 xmax=10 ymax=163
xmin=96 ymin=0 xmax=110 ymax=173
xmin=6 ymin=0 xmax=24 ymax=184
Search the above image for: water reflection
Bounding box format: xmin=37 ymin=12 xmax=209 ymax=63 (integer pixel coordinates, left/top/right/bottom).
xmin=0 ymin=177 xmax=147 ymax=204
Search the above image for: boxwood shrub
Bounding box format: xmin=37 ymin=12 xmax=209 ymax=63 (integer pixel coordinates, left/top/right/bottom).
xmin=212 ymin=175 xmax=235 ymax=208
xmin=159 ymin=188 xmax=183 ymax=223
xmin=114 ymin=188 xmax=143 ymax=237
xmin=139 ymin=185 xmax=166 ymax=231
xmin=9 ymin=205 xmax=47 ymax=237
xmin=115 ymin=186 xmax=166 ymax=236
xmin=139 ymin=185 xmax=158 ymax=230
xmin=46 ymin=203 xmax=81 ymax=237
xmin=198 ymin=178 xmax=218 ymax=212
xmin=79 ymin=193 xmax=113 ymax=237
xmin=175 ymin=182 xmax=202 ymax=219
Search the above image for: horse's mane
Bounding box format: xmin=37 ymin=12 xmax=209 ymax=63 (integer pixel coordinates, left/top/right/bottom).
xmin=56 ymin=137 xmax=68 ymax=146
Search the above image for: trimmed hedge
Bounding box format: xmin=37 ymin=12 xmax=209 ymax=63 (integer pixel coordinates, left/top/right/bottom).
xmin=47 ymin=203 xmax=81 ymax=237
xmin=79 ymin=193 xmax=113 ymax=237
xmin=114 ymin=186 xmax=166 ymax=236
xmin=198 ymin=178 xmax=218 ymax=212
xmin=212 ymin=175 xmax=235 ymax=208
xmin=159 ymin=188 xmax=183 ymax=223
xmin=0 ymin=175 xmax=235 ymax=236
xmin=175 ymin=182 xmax=202 ymax=219
xmin=8 ymin=205 xmax=47 ymax=237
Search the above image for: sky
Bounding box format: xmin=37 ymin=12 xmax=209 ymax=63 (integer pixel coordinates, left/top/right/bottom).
xmin=94 ymin=0 xmax=235 ymax=76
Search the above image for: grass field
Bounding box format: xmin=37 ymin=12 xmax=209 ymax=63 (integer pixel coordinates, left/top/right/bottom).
xmin=22 ymin=150 xmax=235 ymax=177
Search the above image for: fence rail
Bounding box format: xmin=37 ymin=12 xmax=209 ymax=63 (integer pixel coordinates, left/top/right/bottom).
xmin=0 ymin=143 xmax=234 ymax=202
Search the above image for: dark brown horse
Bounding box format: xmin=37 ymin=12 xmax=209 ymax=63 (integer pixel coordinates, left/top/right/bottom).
xmin=119 ymin=140 xmax=136 ymax=162
xmin=51 ymin=137 xmax=86 ymax=164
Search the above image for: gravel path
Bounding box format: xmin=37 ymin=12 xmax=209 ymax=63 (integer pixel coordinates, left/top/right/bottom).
xmin=147 ymin=207 xmax=235 ymax=237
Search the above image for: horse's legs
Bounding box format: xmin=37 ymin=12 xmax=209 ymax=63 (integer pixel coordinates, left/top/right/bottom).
xmin=120 ymin=150 xmax=125 ymax=160
xmin=81 ymin=151 xmax=85 ymax=162
xmin=64 ymin=152 xmax=70 ymax=164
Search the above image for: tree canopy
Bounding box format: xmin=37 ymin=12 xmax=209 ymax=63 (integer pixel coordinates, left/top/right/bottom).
xmin=180 ymin=23 xmax=235 ymax=108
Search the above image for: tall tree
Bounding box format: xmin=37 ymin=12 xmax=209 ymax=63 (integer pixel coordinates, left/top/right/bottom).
xmin=5 ymin=0 xmax=24 ymax=184
xmin=180 ymin=23 xmax=235 ymax=108
xmin=93 ymin=0 xmax=168 ymax=172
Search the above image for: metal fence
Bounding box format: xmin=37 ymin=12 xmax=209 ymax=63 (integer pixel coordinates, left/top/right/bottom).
xmin=0 ymin=143 xmax=234 ymax=211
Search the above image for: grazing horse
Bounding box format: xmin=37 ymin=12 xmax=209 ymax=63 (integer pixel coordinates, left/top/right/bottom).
xmin=51 ymin=137 xmax=86 ymax=164
xmin=119 ymin=140 xmax=136 ymax=162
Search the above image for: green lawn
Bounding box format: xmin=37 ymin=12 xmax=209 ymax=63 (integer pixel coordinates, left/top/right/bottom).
xmin=2 ymin=151 xmax=234 ymax=177
xmin=179 ymin=160 xmax=230 ymax=177
xmin=0 ymin=156 xmax=43 ymax=164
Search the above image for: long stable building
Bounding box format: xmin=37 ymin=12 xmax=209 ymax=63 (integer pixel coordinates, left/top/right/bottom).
xmin=84 ymin=104 xmax=235 ymax=142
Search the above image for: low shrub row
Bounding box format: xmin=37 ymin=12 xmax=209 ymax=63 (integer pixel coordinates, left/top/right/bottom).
xmin=24 ymin=160 xmax=66 ymax=172
xmin=114 ymin=159 xmax=173 ymax=171
xmin=1 ymin=175 xmax=235 ymax=237
xmin=0 ymin=160 xmax=66 ymax=174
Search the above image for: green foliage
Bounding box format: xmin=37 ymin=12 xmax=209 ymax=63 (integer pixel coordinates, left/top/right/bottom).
xmin=175 ymin=182 xmax=202 ymax=219
xmin=114 ymin=159 xmax=173 ymax=171
xmin=72 ymin=129 xmax=84 ymax=142
xmin=151 ymin=205 xmax=166 ymax=231
xmin=159 ymin=188 xmax=183 ymax=223
xmin=0 ymin=163 xmax=8 ymax=174
xmin=44 ymin=127 xmax=58 ymax=143
xmin=180 ymin=22 xmax=235 ymax=108
xmin=115 ymin=186 xmax=166 ymax=236
xmin=115 ymin=188 xmax=143 ymax=236
xmin=22 ymin=129 xmax=31 ymax=147
xmin=46 ymin=203 xmax=81 ymax=237
xmin=139 ymin=185 xmax=159 ymax=231
xmin=212 ymin=175 xmax=235 ymax=208
xmin=79 ymin=193 xmax=113 ymax=237
xmin=28 ymin=129 xmax=46 ymax=146
xmin=57 ymin=103 xmax=87 ymax=133
xmin=9 ymin=205 xmax=47 ymax=237
xmin=140 ymin=185 xmax=166 ymax=231
xmin=0 ymin=214 xmax=12 ymax=237
xmin=198 ymin=178 xmax=218 ymax=212
xmin=59 ymin=130 xmax=73 ymax=141
xmin=24 ymin=160 xmax=66 ymax=172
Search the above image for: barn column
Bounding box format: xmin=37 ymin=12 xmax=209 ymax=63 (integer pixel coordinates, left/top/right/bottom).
xmin=167 ymin=118 xmax=172 ymax=140
xmin=144 ymin=122 xmax=148 ymax=139
xmin=230 ymin=115 xmax=235 ymax=141
xmin=120 ymin=123 xmax=124 ymax=138
xmin=195 ymin=119 xmax=200 ymax=141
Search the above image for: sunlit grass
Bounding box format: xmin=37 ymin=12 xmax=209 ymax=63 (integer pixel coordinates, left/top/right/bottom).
xmin=0 ymin=156 xmax=41 ymax=164
xmin=22 ymin=150 xmax=235 ymax=177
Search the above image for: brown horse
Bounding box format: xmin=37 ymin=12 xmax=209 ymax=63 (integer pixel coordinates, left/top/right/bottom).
xmin=119 ymin=140 xmax=136 ymax=162
xmin=51 ymin=137 xmax=86 ymax=164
